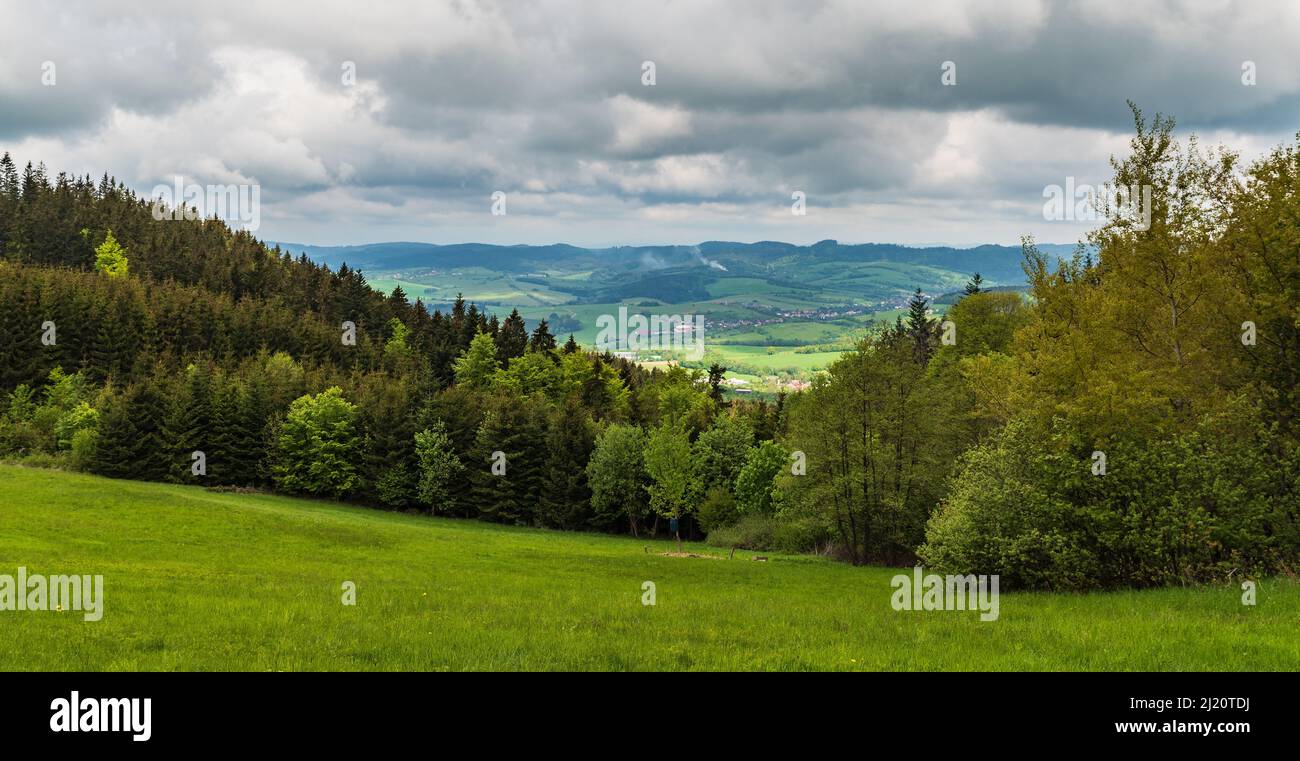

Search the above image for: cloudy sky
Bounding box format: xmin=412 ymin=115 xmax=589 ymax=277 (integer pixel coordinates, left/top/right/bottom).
xmin=2 ymin=0 xmax=1297 ymax=247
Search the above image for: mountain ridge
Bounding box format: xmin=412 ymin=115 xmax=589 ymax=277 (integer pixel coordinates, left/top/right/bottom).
xmin=267 ymin=239 xmax=1081 ymax=286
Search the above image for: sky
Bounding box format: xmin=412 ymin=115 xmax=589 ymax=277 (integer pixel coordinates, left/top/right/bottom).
xmin=2 ymin=0 xmax=1298 ymax=248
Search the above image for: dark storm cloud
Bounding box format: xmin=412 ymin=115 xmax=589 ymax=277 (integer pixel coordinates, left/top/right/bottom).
xmin=2 ymin=0 xmax=1297 ymax=245
xmin=0 ymin=6 xmax=217 ymax=140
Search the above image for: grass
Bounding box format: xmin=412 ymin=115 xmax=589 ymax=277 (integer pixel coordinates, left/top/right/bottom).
xmin=708 ymin=344 xmax=845 ymax=373
xmin=1 ymin=464 xmax=1295 ymax=671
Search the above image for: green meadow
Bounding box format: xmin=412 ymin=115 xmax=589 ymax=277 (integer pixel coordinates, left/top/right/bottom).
xmin=1 ymin=464 xmax=1294 ymax=671
xmin=707 ymin=345 xmax=845 ymax=373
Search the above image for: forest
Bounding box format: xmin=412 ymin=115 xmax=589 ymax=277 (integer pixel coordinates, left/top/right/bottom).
xmin=1 ymin=108 xmax=1296 ymax=590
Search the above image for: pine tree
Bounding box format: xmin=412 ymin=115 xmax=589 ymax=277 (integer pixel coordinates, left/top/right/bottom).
xmin=88 ymin=388 xmax=136 ymax=479
xmin=208 ymin=377 xmax=240 ymax=484
xmin=497 ymin=309 xmax=528 ymax=365
xmin=453 ymin=332 xmax=499 ymax=389
xmin=706 ymin=363 xmax=727 ymax=403
xmin=130 ymin=373 xmax=175 ymax=482
xmin=93 ymin=230 xmax=129 ymax=278
xmin=90 ymin=376 xmax=172 ymax=481
xmin=462 ymin=303 xmax=481 ymax=350
xmin=538 ymin=400 xmax=595 ymax=529
xmin=468 ymin=396 xmax=546 ymax=524
xmin=358 ymin=376 xmax=417 ymax=507
xmin=964 ymin=272 xmax=983 ymax=295
xmin=529 ymin=319 xmax=557 ymax=353
xmin=170 ymin=363 xmax=215 ymax=482
xmin=235 ymin=374 xmax=272 ymax=485
xmin=906 ymin=288 xmax=936 ymax=364
xmin=0 ymin=275 xmax=41 ymax=388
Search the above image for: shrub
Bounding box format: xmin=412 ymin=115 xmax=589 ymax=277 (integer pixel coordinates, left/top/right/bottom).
xmin=68 ymin=427 xmax=98 ymax=471
xmin=917 ymin=419 xmax=1097 ymax=589
xmin=769 ymin=517 xmax=831 ymax=555
xmin=6 ymin=451 xmax=69 ymax=470
xmin=696 ymin=486 xmax=738 ymax=534
xmin=55 ymin=402 xmax=98 ymax=450
xmin=374 ymin=462 xmax=417 ymax=508
xmin=920 ymin=403 xmax=1300 ymax=590
xmin=0 ymin=418 xmax=42 ymax=457
xmin=706 ymin=513 xmax=776 ymax=551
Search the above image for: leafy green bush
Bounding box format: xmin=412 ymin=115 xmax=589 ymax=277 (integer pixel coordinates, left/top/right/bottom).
xmin=769 ymin=517 xmax=829 ymax=555
xmin=917 ymin=418 xmax=1097 ymax=589
xmin=0 ymin=417 xmax=42 ymax=457
xmin=696 ymin=486 xmax=738 ymax=534
xmin=920 ymin=403 xmax=1300 ymax=590
xmin=5 ymin=451 xmax=69 ymax=470
xmin=55 ymin=401 xmax=98 ymax=450
xmin=706 ymin=513 xmax=776 ymax=550
xmin=374 ymin=462 xmax=417 ymax=508
xmin=68 ymin=428 xmax=98 ymax=472
xmin=706 ymin=513 xmax=826 ymax=554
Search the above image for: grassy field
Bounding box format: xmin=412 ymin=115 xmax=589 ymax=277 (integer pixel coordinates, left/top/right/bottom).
xmin=1 ymin=464 xmax=1295 ymax=671
xmin=707 ymin=345 xmax=846 ymax=373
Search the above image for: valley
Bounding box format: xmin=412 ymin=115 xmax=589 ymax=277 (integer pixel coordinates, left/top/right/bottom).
xmin=276 ymin=239 xmax=1074 ymax=391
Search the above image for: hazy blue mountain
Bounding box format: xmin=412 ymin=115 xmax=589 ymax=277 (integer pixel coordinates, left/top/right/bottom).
xmin=269 ymin=239 xmax=1080 ymax=287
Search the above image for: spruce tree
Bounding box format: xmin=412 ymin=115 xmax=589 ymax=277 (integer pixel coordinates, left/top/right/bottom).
xmin=358 ymin=378 xmax=417 ymax=507
xmin=208 ymin=378 xmax=240 ymax=484
xmin=0 ymin=276 xmax=41 ymax=388
xmin=529 ymin=319 xmax=557 ymax=353
xmin=468 ymin=396 xmax=546 ymax=524
xmin=538 ymin=400 xmax=595 ymax=529
xmin=236 ymin=375 xmax=272 ymax=485
xmin=170 ymin=363 xmax=215 ymax=482
xmin=453 ymin=332 xmax=500 ymax=389
xmin=497 ymin=309 xmax=528 ymax=365
xmin=906 ymin=288 xmax=936 ymax=364
xmin=706 ymin=363 xmax=727 ymax=403
xmin=88 ymin=388 xmax=136 ymax=479
xmin=130 ymin=374 xmax=176 ymax=482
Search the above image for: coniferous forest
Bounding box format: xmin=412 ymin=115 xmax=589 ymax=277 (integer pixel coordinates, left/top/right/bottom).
xmin=1 ymin=109 xmax=1297 ymax=591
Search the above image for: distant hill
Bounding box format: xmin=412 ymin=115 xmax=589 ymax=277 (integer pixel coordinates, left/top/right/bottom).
xmin=264 ymin=239 xmax=1083 ymax=331
xmin=269 ymin=239 xmax=1080 ymax=287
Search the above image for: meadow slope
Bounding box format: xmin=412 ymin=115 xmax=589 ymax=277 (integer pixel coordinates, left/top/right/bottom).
xmin=0 ymin=465 xmax=1295 ymax=671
